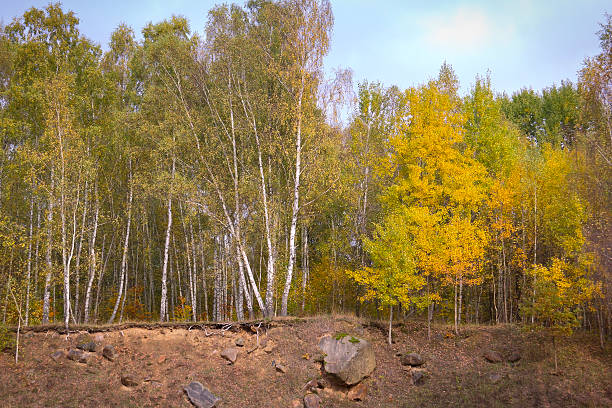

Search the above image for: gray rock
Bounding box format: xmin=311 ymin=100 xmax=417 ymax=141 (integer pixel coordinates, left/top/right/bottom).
xmin=221 ymin=347 xmax=238 ymax=364
xmin=121 ymin=374 xmax=140 ymax=387
xmin=303 ymin=393 xmax=321 ymax=408
xmin=274 ymin=363 xmax=287 ymax=373
xmin=67 ymin=349 xmax=91 ymax=363
xmin=50 ymin=350 xmax=66 ymax=362
xmin=93 ymin=333 xmax=105 ymax=343
xmin=412 ymin=369 xmax=425 ymax=385
xmin=77 ymin=341 xmax=97 ymax=352
xmin=483 ymin=350 xmax=503 ymax=363
xmin=318 ymin=334 xmax=376 ymax=385
xmin=183 ymin=381 xmax=221 ymax=408
xmin=102 ymin=345 xmax=117 ymax=361
xmin=235 ymin=337 xmax=245 ymax=347
xmin=507 ymin=351 xmax=521 ymax=363
xmin=401 ymin=352 xmax=424 ymax=366
xmin=488 ymin=373 xmax=502 ymax=383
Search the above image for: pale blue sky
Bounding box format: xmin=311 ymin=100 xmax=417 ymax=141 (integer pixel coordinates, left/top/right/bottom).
xmin=1 ymin=0 xmax=609 ymax=94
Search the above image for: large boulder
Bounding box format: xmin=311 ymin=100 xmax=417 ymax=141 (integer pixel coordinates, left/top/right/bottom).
xmin=317 ymin=334 xmax=376 ymax=385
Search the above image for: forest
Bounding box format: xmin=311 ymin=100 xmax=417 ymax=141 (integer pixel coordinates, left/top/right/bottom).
xmin=0 ymin=1 xmax=609 ymax=348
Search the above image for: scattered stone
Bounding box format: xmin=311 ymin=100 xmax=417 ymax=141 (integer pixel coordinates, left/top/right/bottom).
xmin=274 ymin=362 xmax=287 ymax=373
xmin=77 ymin=341 xmax=97 ymax=352
xmin=291 ymin=399 xmax=304 ymax=408
xmin=160 ymin=329 xmax=166 ymax=335
xmin=183 ymin=381 xmax=221 ymax=408
xmin=317 ymin=378 xmax=330 ymax=389
xmin=157 ymin=355 xmax=167 ymax=364
xmin=412 ymin=369 xmax=425 ymax=385
xmin=488 ymin=373 xmax=502 ymax=383
xmin=400 ymin=352 xmax=424 ymax=366
xmin=263 ymin=340 xmax=275 ymax=353
xmin=303 ymin=393 xmax=321 ymax=408
xmin=102 ymin=345 xmax=117 ymax=361
xmin=93 ymin=333 xmax=105 ymax=343
xmin=51 ymin=350 xmax=66 ymax=362
xmin=483 ymin=350 xmax=503 ymax=363
xmin=68 ymin=349 xmax=91 ymax=363
xmin=121 ymin=374 xmax=140 ymax=387
xmin=347 ymin=383 xmax=367 ymax=401
xmin=318 ymin=334 xmax=376 ymax=385
xmin=221 ymin=347 xmax=238 ymax=364
xmin=302 ymin=379 xmax=318 ymax=392
xmin=235 ymin=337 xmax=245 ymax=347
xmin=507 ymin=351 xmax=521 ymax=363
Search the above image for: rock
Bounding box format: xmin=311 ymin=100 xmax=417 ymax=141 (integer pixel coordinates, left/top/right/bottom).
xmin=67 ymin=349 xmax=91 ymax=363
xmin=274 ymin=362 xmax=287 ymax=373
xmin=303 ymin=393 xmax=321 ymax=408
xmin=291 ymin=399 xmax=304 ymax=408
xmin=412 ymin=369 xmax=425 ymax=385
xmin=400 ymin=352 xmax=424 ymax=366
xmin=317 ymin=334 xmax=376 ymax=385
xmin=317 ymin=378 xmax=329 ymax=389
xmin=221 ymin=347 xmax=238 ymax=364
xmin=51 ymin=350 xmax=66 ymax=362
xmin=121 ymin=374 xmax=140 ymax=387
xmin=93 ymin=333 xmax=105 ymax=343
xmin=235 ymin=337 xmax=245 ymax=347
xmin=302 ymin=379 xmax=318 ymax=392
xmin=77 ymin=341 xmax=97 ymax=352
xmin=507 ymin=351 xmax=521 ymax=363
xmin=347 ymin=383 xmax=367 ymax=401
xmin=263 ymin=340 xmax=275 ymax=353
xmin=483 ymin=350 xmax=503 ymax=363
xmin=313 ymin=353 xmax=325 ymax=363
xmin=183 ymin=381 xmax=221 ymax=408
xmin=102 ymin=345 xmax=117 ymax=361
xmin=157 ymin=355 xmax=166 ymax=364
xmin=488 ymin=373 xmax=502 ymax=383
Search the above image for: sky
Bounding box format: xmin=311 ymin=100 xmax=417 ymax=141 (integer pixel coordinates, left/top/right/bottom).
xmin=0 ymin=0 xmax=609 ymax=95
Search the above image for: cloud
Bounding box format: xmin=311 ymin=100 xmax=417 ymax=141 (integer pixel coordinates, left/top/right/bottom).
xmin=421 ymin=6 xmax=513 ymax=53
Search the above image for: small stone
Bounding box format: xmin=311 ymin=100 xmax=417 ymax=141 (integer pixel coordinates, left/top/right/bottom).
xmin=303 ymin=393 xmax=321 ymax=408
xmin=121 ymin=374 xmax=140 ymax=387
xmin=77 ymin=341 xmax=97 ymax=352
xmin=317 ymin=378 xmax=329 ymax=389
xmin=235 ymin=337 xmax=245 ymax=347
xmin=68 ymin=349 xmax=91 ymax=363
xmin=488 ymin=373 xmax=502 ymax=383
xmin=221 ymin=347 xmax=238 ymax=364
xmin=400 ymin=352 xmax=424 ymax=366
xmin=291 ymin=399 xmax=304 ymax=408
xmin=160 ymin=329 xmax=166 ymax=335
xmin=75 ymin=333 xmax=92 ymax=344
xmin=51 ymin=350 xmax=66 ymax=362
xmin=507 ymin=351 xmax=521 ymax=363
xmin=483 ymin=350 xmax=503 ymax=363
xmin=347 ymin=383 xmax=367 ymax=401
xmin=93 ymin=333 xmax=105 ymax=343
xmin=183 ymin=381 xmax=221 ymax=408
xmin=302 ymin=379 xmax=318 ymax=392
xmin=412 ymin=370 xmax=425 ymax=385
xmin=102 ymin=345 xmax=117 ymax=361
xmin=263 ymin=340 xmax=275 ymax=353
xmin=274 ymin=363 xmax=287 ymax=373
xmin=158 ymin=355 xmax=166 ymax=364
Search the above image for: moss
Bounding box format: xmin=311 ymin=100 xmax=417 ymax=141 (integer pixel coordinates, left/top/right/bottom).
xmin=349 ymin=336 xmax=360 ymax=344
xmin=334 ymin=332 xmax=348 ymax=340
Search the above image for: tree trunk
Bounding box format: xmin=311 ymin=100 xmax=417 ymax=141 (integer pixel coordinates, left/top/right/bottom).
xmin=159 ymin=158 xmax=175 ymax=322
xmin=42 ymin=170 xmax=55 ymax=325
xmin=108 ymin=170 xmax=133 ymax=324
xmin=83 ymin=193 xmax=99 ymax=323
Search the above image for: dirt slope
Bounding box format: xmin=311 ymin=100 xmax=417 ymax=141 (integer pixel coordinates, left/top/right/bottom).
xmin=0 ymin=317 xmax=610 ymax=407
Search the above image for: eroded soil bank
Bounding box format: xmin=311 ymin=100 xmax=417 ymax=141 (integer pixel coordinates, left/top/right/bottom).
xmin=0 ymin=317 xmax=610 ymax=407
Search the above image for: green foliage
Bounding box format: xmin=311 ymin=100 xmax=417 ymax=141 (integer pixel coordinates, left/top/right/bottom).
xmin=0 ymin=324 xmax=15 ymax=352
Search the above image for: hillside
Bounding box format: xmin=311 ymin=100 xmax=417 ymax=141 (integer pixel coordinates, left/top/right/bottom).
xmin=1 ymin=316 xmax=610 ymax=407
